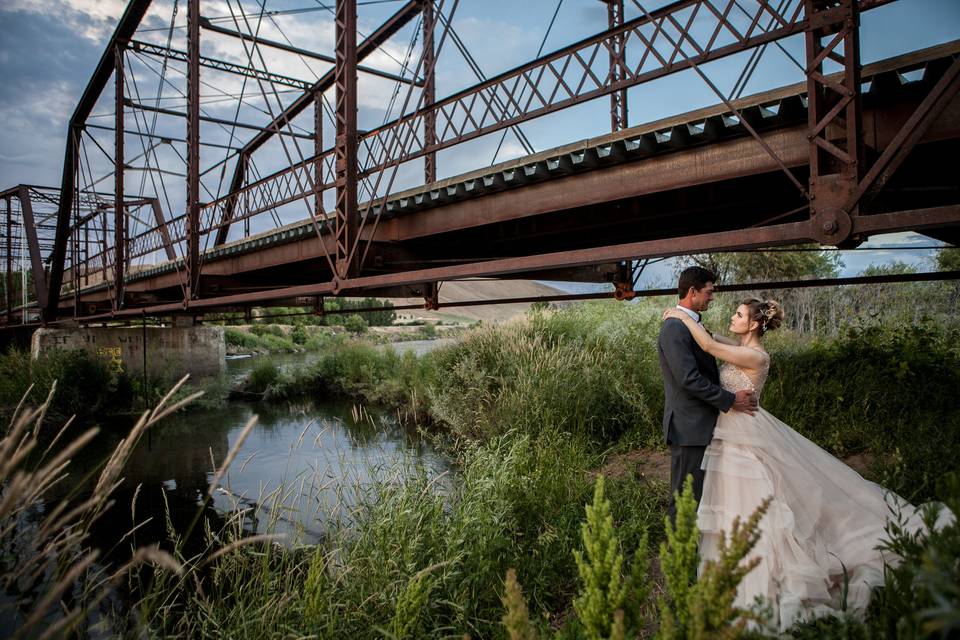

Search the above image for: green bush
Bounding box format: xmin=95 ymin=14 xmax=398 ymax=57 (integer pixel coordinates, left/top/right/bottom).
xmin=250 ymin=323 xmax=285 ymax=337
xmin=291 ymin=324 xmax=308 ymax=345
xmin=0 ymin=347 xmax=133 ymax=421
xmin=257 ymin=333 xmax=297 ymax=353
xmin=246 ymin=359 xmax=280 ymax=394
xmin=224 ymin=327 xmax=260 ymax=350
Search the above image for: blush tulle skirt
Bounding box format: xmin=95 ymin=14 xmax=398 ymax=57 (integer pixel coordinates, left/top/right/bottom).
xmin=697 ymin=407 xmax=954 ymax=632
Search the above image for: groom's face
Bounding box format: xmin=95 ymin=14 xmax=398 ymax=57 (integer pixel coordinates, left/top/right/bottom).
xmin=690 ymin=282 xmax=716 ymax=312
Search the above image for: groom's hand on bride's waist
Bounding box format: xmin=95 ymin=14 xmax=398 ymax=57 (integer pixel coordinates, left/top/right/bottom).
xmin=731 ymin=390 xmax=758 ymax=415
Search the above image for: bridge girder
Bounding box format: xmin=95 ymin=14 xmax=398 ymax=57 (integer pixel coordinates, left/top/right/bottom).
xmin=1 ymin=0 xmax=957 ymax=326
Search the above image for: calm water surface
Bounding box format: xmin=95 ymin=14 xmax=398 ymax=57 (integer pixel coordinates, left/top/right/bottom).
xmin=62 ymin=341 xmax=454 ymax=551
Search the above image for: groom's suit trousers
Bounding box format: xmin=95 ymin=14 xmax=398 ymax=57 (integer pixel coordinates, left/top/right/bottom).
xmin=668 ymin=445 xmax=706 ymax=523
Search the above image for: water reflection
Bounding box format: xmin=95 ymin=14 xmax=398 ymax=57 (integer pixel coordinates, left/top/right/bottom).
xmin=50 ymin=391 xmax=447 ymax=561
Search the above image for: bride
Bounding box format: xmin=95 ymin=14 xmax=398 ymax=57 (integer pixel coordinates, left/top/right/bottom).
xmin=662 ymin=298 xmax=954 ymax=631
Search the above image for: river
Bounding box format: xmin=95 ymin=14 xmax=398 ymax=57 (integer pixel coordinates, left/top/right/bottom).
xmin=59 ymin=339 xmax=454 ymax=554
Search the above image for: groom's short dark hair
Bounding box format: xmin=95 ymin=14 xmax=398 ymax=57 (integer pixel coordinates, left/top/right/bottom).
xmin=678 ymin=266 xmax=717 ymax=298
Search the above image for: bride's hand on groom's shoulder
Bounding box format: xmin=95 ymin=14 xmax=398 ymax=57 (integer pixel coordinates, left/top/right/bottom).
xmin=662 ymin=308 xmax=683 ymax=322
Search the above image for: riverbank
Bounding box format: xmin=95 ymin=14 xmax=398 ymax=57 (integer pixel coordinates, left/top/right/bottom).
xmin=3 ymin=299 xmax=959 ymax=637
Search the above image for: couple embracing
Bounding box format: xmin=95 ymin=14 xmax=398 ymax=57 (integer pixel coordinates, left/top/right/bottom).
xmin=657 ymin=266 xmax=953 ymax=631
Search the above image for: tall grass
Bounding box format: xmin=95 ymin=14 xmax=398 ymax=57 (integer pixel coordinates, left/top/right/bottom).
xmin=0 ymin=377 xmax=200 ymax=638
xmin=427 ymin=304 xmax=663 ymax=446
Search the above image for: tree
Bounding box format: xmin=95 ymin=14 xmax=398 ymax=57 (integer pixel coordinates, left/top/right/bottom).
xmin=343 ymin=314 xmax=368 ymax=334
xmin=936 ymin=246 xmax=960 ymax=272
xmin=682 ymin=247 xmax=843 ymax=333
xmin=684 ymin=246 xmax=842 ymax=284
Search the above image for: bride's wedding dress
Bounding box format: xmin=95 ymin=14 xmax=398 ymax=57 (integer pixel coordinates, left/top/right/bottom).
xmin=697 ymin=349 xmax=953 ymax=631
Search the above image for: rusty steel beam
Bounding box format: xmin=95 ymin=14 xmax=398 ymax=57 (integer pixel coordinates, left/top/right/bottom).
xmin=604 ymin=0 xmax=629 ymax=132
xmin=46 ymin=0 xmax=154 ymax=322
xmin=213 ymin=0 xmax=423 ymax=246
xmin=17 ymin=187 xmax=49 ymax=311
xmin=114 ymin=46 xmax=125 ymax=309
xmin=851 ymin=205 xmax=960 ymax=235
xmin=149 ymin=198 xmax=177 ymax=262
xmin=4 ymin=198 xmax=11 ymax=322
xmin=314 ymin=94 xmax=324 ymax=225
xmin=49 ymin=267 xmax=960 ymax=324
xmin=423 ymin=0 xmax=437 ymax=183
xmin=804 ymin=0 xmax=863 ymax=245
xmin=186 ymin=0 xmax=200 ymax=299
xmin=334 ymin=0 xmax=359 ymax=281
xmin=198 ymin=17 xmax=421 ymax=87
xmin=129 ymin=39 xmax=313 ymax=90
xmin=124 ymin=100 xmax=315 ymax=140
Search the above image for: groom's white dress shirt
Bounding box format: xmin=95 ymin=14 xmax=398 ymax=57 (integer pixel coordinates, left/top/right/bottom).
xmin=675 ymin=305 xmax=702 ymax=325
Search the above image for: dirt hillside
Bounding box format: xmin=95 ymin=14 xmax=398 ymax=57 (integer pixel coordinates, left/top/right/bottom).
xmin=393 ymin=279 xmax=569 ymax=323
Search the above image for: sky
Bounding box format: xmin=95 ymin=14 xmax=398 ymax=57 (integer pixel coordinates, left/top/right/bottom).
xmin=0 ymin=0 xmax=957 ymax=288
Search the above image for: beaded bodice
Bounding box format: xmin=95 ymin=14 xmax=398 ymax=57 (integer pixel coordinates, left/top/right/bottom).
xmin=719 ymin=348 xmax=770 ymax=397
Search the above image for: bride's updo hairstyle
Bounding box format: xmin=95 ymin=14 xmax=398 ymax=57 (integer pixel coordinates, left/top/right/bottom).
xmin=741 ymin=298 xmax=784 ymax=336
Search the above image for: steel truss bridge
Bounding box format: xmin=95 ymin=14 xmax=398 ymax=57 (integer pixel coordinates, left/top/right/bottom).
xmin=2 ymin=0 xmax=958 ymax=325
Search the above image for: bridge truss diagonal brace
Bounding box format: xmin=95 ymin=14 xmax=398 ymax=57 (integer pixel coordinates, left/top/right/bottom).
xmin=845 ymin=52 xmax=960 ymax=213
xmin=17 ymin=187 xmax=49 ymax=311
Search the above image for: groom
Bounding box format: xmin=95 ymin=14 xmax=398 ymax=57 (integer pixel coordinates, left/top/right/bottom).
xmin=658 ymin=266 xmax=757 ymax=521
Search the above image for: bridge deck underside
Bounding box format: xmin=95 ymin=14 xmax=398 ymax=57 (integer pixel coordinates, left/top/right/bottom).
xmin=63 ymin=43 xmax=960 ymax=315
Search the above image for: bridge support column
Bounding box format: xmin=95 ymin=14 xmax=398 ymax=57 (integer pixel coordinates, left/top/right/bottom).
xmin=804 ymin=0 xmax=863 ymax=246
xmin=602 ymin=0 xmax=628 ymax=132
xmin=114 ymin=44 xmax=126 ymax=309
xmin=4 ymin=197 xmax=12 ymax=324
xmin=423 ymin=0 xmax=436 ymax=183
xmin=334 ymin=0 xmax=359 ymax=281
xmin=32 ymin=324 xmax=225 ymax=378
xmin=186 ymin=0 xmax=202 ymax=298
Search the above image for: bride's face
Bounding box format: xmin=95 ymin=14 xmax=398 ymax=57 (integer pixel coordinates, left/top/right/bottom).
xmin=729 ymin=304 xmax=756 ymax=335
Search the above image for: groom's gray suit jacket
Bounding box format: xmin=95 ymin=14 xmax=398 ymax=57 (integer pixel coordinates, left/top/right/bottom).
xmin=658 ymin=318 xmax=736 ymax=447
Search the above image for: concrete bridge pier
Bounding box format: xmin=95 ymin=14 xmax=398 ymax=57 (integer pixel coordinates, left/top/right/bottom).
xmin=32 ymin=323 xmax=225 ymax=378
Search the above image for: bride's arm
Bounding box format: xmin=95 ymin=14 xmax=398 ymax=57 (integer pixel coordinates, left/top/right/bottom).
xmin=711 ymin=333 xmax=738 ymax=346
xmin=662 ymin=309 xmax=767 ymax=369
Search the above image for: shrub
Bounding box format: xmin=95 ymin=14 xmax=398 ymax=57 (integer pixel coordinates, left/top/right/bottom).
xmin=865 ymin=473 xmax=960 ymax=639
xmin=0 ymin=347 xmax=133 ymax=421
xmin=574 ymin=475 xmax=650 ymax=640
xmin=247 ymin=359 xmax=280 ymax=394
xmin=290 ymin=324 xmax=308 ymax=345
xmin=250 ymin=323 xmax=285 ymax=337
xmin=224 ymin=327 xmax=260 ymax=350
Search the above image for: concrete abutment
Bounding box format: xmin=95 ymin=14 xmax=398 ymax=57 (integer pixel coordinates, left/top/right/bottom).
xmin=32 ymin=325 xmax=225 ymax=378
